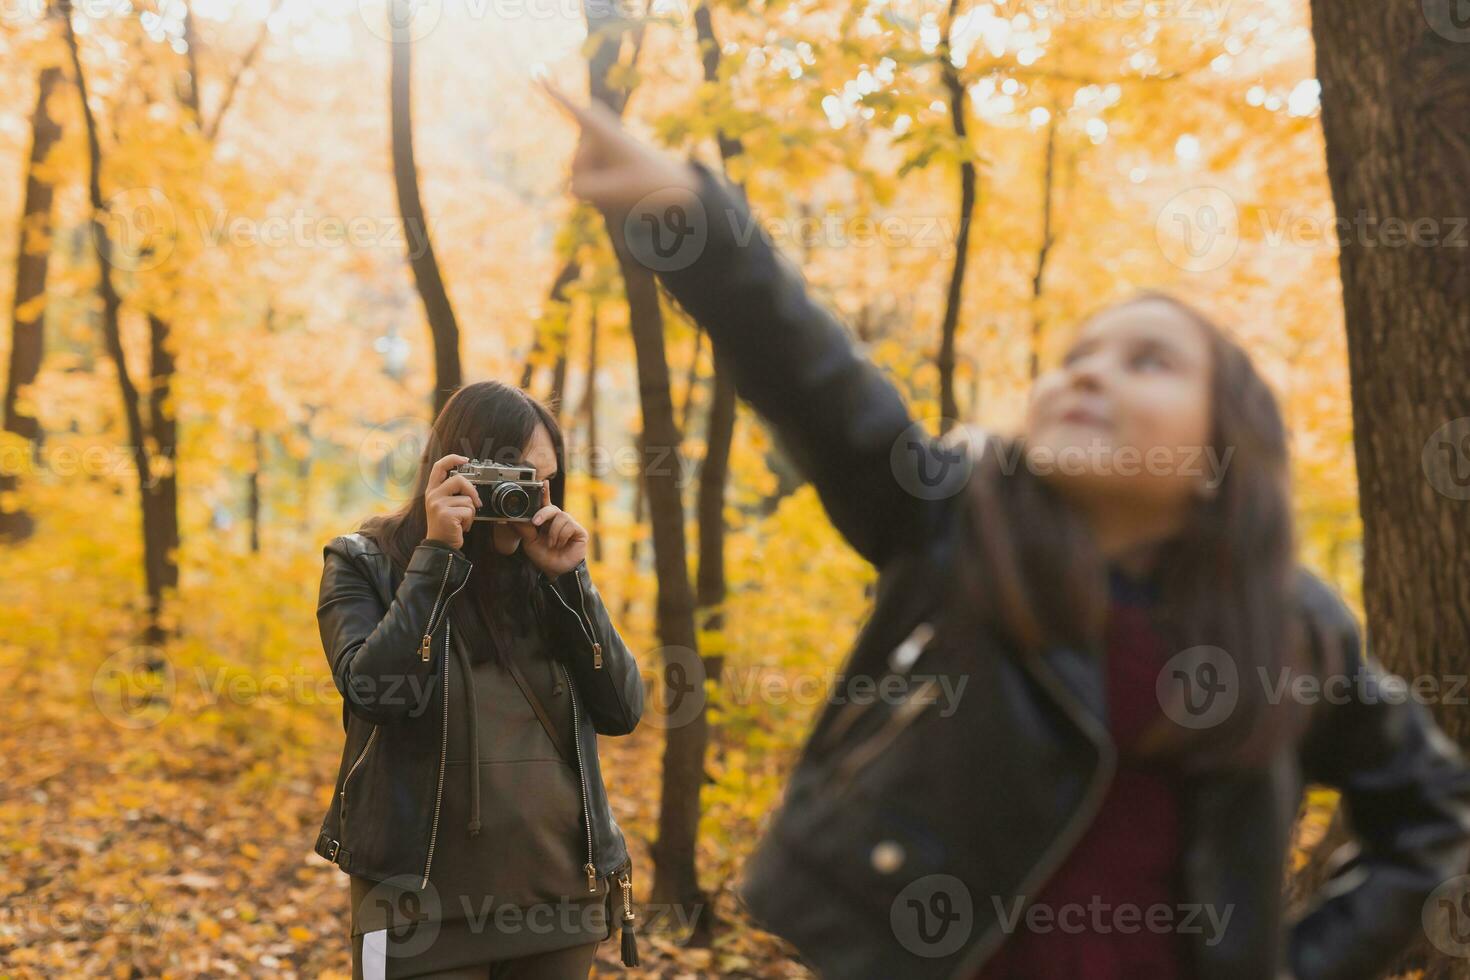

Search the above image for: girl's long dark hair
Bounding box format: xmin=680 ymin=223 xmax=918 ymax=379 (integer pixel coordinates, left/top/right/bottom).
xmin=950 ymin=292 xmax=1309 ymax=771
xmin=358 ymin=381 xmax=567 ymax=667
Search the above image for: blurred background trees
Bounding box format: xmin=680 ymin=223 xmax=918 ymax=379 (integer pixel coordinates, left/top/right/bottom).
xmin=2 ymin=0 xmax=1463 ymax=975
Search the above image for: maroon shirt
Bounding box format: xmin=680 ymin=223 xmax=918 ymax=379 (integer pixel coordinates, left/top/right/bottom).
xmin=975 ymin=567 xmax=1187 ymax=978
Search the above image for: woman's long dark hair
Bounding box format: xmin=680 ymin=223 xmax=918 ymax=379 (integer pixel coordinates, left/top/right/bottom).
xmin=950 ymin=292 xmax=1309 ymax=771
xmin=358 ymin=381 xmax=567 ymax=667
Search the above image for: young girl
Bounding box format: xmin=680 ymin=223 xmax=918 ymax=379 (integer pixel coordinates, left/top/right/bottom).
xmin=314 ymin=380 xmax=643 ymax=979
xmin=544 ymin=85 xmax=1470 ymax=979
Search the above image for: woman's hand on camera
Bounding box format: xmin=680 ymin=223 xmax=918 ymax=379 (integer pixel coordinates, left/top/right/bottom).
xmin=424 ymin=453 xmax=482 ymax=550
xmin=539 ymin=78 xmax=701 ymax=213
xmin=514 ymin=481 xmax=588 ymax=577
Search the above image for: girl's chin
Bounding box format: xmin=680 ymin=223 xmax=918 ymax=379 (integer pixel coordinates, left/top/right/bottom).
xmin=489 ymin=526 xmax=522 ymax=555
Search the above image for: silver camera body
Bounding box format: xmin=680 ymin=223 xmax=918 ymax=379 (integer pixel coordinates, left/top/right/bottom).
xmin=448 ymin=459 xmax=544 ymax=523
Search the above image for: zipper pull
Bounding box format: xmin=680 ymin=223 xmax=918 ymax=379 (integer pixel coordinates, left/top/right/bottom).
xmin=585 ymin=862 xmax=598 ymax=893
xmin=421 ymin=633 xmax=432 ymax=662
xmin=592 ymin=642 xmax=603 ymax=668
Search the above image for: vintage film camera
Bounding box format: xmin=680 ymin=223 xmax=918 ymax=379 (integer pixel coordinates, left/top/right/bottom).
xmin=448 ymin=459 xmax=544 ymax=523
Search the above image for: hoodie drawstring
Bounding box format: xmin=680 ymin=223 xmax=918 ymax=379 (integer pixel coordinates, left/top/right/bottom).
xmin=449 ymin=624 xmax=482 ymax=837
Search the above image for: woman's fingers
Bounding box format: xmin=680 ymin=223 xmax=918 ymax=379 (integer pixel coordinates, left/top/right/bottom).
xmin=427 ymin=453 xmax=469 ymax=493
xmin=546 ymin=512 xmax=572 ymax=549
xmin=442 ymin=474 xmax=483 ymax=509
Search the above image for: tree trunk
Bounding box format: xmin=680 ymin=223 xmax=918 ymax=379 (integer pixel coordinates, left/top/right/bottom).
xmin=521 ymin=256 xmax=580 ymax=391
xmin=1310 ymin=0 xmax=1470 ymax=740
xmin=1028 ymin=105 xmax=1059 ymax=380
xmin=579 ymin=309 xmax=602 ymax=563
xmin=621 ymin=429 xmax=645 ymax=623
xmin=1 ymin=61 xmax=63 ymax=542
xmin=607 ymin=218 xmax=707 ymax=925
xmin=63 ymin=8 xmax=174 ymax=647
xmin=1308 ymin=2 xmax=1470 ymax=975
xmin=690 ymin=22 xmax=744 ymax=919
xmin=248 ymin=425 xmax=263 ymax=553
xmin=585 ymin=4 xmax=710 ymax=934
xmin=143 ymin=313 xmax=181 ymax=644
xmin=937 ymin=0 xmax=977 ymax=432
xmin=390 ymin=0 xmax=462 ymax=416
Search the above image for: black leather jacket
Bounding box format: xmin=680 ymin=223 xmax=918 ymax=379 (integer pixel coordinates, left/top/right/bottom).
xmin=312 ymin=532 xmax=643 ymax=895
xmin=653 ymin=161 xmax=1470 ymax=980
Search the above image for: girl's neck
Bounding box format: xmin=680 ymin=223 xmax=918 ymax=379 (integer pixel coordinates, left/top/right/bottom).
xmin=1078 ymin=496 xmax=1190 ymax=577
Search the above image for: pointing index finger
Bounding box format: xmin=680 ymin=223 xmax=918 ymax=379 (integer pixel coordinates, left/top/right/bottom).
xmin=537 ymin=79 xmax=623 ymax=137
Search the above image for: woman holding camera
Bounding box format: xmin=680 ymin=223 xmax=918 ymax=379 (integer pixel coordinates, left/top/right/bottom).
xmin=313 ymin=380 xmax=644 ymax=979
xmin=544 ymin=84 xmax=1470 ymax=980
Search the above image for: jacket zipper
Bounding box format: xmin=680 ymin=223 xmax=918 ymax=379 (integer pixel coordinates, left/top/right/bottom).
xmin=420 ymin=562 xmax=470 ymax=889
xmin=339 ymin=726 xmax=379 ymax=847
xmin=421 ymin=559 xmax=455 ymax=661
xmin=558 ymin=660 xmax=599 ymax=892
xmin=820 ymin=620 xmax=936 ymax=755
xmin=546 ymin=567 xmax=602 ymax=667
xmin=946 ymin=650 xmax=1118 ymax=978
xmin=571 ymin=566 xmax=604 ymax=668
xmin=826 ymin=678 xmax=940 ymax=795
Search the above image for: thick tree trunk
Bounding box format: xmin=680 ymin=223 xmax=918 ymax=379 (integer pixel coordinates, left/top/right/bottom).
xmin=142 ymin=313 xmax=181 ymax=647
xmin=585 ymin=4 xmax=710 ymax=934
xmin=606 ymin=219 xmax=708 ymax=924
xmin=1310 ymin=0 xmax=1470 ymax=739
xmin=1 ymin=62 xmax=63 ymax=543
xmin=1307 ymin=2 xmax=1470 ymax=975
xmin=390 ymin=0 xmax=462 ymax=416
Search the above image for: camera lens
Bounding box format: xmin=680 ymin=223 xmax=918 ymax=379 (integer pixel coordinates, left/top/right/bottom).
xmin=492 ymin=483 xmax=532 ymax=519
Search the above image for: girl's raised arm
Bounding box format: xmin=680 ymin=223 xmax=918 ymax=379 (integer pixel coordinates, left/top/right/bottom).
xmin=546 ymin=83 xmax=960 ymax=567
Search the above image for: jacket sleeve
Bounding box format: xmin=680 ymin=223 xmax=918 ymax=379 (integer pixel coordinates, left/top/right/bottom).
xmin=652 ymin=160 xmax=948 ymax=568
xmin=317 ymin=535 xmax=473 ymax=725
xmin=1289 ymin=571 xmax=1470 ymax=980
xmin=540 ymin=558 xmax=643 ymax=736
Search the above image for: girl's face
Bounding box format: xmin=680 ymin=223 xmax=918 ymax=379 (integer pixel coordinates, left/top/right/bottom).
xmin=1024 ymin=298 xmax=1215 ymax=508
